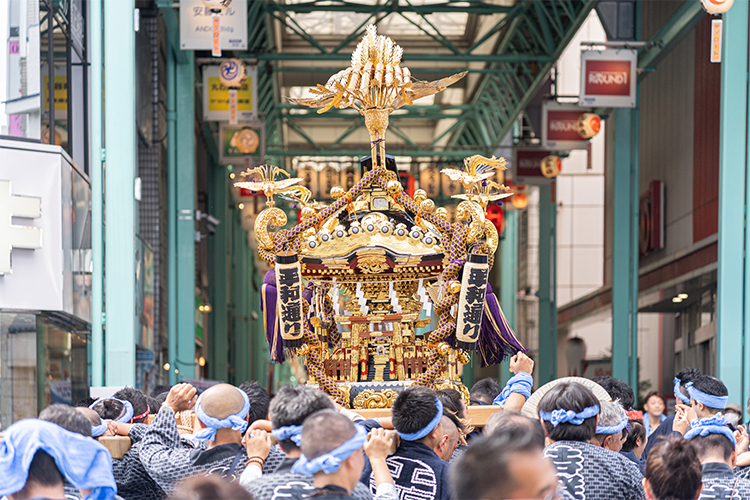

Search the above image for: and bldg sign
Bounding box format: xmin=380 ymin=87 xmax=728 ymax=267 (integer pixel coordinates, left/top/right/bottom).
xmin=579 ymin=49 xmax=637 ymax=108
xmin=0 ymin=140 xmax=92 ymax=323
xmin=542 ymin=101 xmax=589 ymax=150
xmin=219 ymin=122 xmax=265 ymax=165
xmin=180 ymin=0 xmax=247 ymax=51
xmin=203 ymin=65 xmax=257 ymax=122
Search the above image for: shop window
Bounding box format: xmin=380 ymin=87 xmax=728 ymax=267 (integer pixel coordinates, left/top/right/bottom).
xmin=0 ymin=313 xmax=38 ymax=428
xmin=37 ymin=317 xmax=88 ymax=410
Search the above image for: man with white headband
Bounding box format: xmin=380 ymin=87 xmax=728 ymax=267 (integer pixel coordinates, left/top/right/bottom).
xmin=239 ymin=385 xmax=373 ymax=500
xmin=685 ymin=414 xmax=750 ymax=497
xmin=293 ymin=410 xmax=396 ymax=500
xmin=591 ymin=401 xmax=629 ymax=453
xmin=139 ymin=383 xmax=252 ymax=495
xmin=359 ymin=386 xmax=450 ymax=500
xmin=540 ymin=381 xmax=645 ymax=500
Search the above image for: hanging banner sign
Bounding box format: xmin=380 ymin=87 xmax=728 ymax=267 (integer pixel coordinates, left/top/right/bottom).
xmin=180 ymin=0 xmax=247 ymax=51
xmin=639 ymin=180 xmax=665 ymax=256
xmin=711 ymin=20 xmax=722 ymax=63
xmin=203 ymin=64 xmax=257 ymax=122
xmin=219 ymin=121 xmax=265 ymax=165
xmin=579 ymin=49 xmax=637 ymax=108
xmin=419 ymin=165 xmax=440 ymax=198
xmin=514 ymin=149 xmax=555 ymax=185
xmin=542 ymin=101 xmax=589 ymax=150
xmin=340 ymin=164 xmax=361 ymax=191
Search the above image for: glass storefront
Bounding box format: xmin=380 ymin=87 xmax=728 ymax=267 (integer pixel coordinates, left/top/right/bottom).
xmin=0 ymin=312 xmax=88 ymax=429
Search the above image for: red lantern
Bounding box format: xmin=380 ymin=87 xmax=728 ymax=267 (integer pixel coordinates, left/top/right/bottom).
xmin=486 ymin=204 xmax=505 ymax=233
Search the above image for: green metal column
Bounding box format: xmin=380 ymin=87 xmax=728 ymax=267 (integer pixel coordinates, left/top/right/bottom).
xmin=500 ymin=211 xmax=519 ymax=385
xmin=719 ymin=0 xmax=749 ymax=405
xmin=612 ymin=107 xmax=639 ymax=388
xmin=166 ymin=49 xmax=177 ymax=385
xmin=208 ymin=168 xmax=229 ymax=382
xmin=90 ymin=0 xmax=104 ymax=386
xmin=103 ymin=0 xmax=136 ymax=386
xmin=175 ymin=52 xmax=196 ymax=380
xmin=538 ymin=185 xmax=557 ymax=384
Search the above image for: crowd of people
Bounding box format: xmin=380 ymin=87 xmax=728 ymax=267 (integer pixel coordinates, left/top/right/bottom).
xmin=1 ymin=352 xmax=749 ymax=500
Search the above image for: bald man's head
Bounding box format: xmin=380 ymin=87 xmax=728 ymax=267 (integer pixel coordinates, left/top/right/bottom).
xmin=75 ymin=407 xmax=103 ymax=426
xmin=200 ymin=384 xmax=246 ymax=420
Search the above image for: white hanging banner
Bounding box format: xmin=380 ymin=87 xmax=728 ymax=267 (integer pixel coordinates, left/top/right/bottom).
xmin=180 ymin=0 xmax=247 ymax=51
xmin=579 ymin=49 xmax=637 ymax=108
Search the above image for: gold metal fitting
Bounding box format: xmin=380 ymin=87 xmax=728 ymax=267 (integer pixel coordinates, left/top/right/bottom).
xmin=297 ymin=344 xmax=310 ymax=356
xmin=301 ymin=206 xmax=317 ymax=220
xmin=448 ymin=281 xmax=461 ymax=295
xmin=386 ymin=180 xmax=402 ymax=193
xmin=310 ymin=317 xmax=322 ymax=328
xmin=435 ymin=207 xmax=448 ymax=221
xmin=413 ymin=189 xmax=427 ymax=205
xmin=437 ymin=342 xmax=451 ymax=356
xmin=457 ymin=350 xmax=471 ymax=364
xmin=330 ymin=186 xmax=345 ymax=199
xmin=420 ymin=199 xmax=436 ymax=213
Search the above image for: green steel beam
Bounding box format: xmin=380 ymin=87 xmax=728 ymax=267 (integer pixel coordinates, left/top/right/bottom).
xmin=175 ymin=52 xmax=196 ymax=380
xmin=103 ymin=0 xmax=137 ymax=386
xmin=538 ymin=184 xmax=557 ymax=385
xmin=252 ymin=52 xmax=553 ymax=63
xmin=718 ymin=1 xmax=749 ymax=406
xmin=90 ymin=0 xmax=104 ymax=386
xmin=500 ymin=211 xmax=519 ymax=386
xmin=267 ymin=2 xmax=513 ymax=15
xmin=265 ymin=147 xmax=484 ymax=158
xmin=449 ymin=0 xmax=597 ymax=153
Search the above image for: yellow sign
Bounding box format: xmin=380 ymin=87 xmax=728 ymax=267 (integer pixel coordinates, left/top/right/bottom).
xmin=711 ymin=19 xmax=722 ymax=63
xmin=207 ymin=77 xmax=252 ymax=112
xmin=42 ymin=75 xmax=68 ymax=111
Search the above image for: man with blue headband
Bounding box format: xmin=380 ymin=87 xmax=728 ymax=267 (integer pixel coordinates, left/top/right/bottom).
xmin=139 ymin=382 xmax=253 ymax=495
xmin=239 ymin=385 xmax=372 ymax=500
xmin=0 ymin=419 xmax=117 ymax=500
xmin=293 ymin=410 xmax=396 ymax=500
xmin=643 ymin=367 xmax=702 ymax=459
xmin=540 ymin=381 xmax=646 ymax=500
xmin=591 ymin=401 xmax=629 ymax=453
xmin=685 ymin=414 xmax=750 ymax=498
xmin=359 ymin=386 xmax=450 ymax=500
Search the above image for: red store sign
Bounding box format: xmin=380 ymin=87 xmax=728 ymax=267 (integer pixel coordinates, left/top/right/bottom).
xmin=580 ymin=49 xmax=636 ymax=108
xmin=542 ymin=102 xmax=589 ymax=150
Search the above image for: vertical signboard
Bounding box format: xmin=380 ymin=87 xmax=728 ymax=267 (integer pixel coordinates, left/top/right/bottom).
xmin=180 ymin=0 xmax=247 ymax=51
xmin=203 ymin=65 xmax=258 ymax=122
xmin=579 ymin=49 xmax=637 ymax=108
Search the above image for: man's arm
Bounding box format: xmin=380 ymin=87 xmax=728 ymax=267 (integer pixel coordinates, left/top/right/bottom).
xmin=138 ymin=384 xmax=197 ymax=493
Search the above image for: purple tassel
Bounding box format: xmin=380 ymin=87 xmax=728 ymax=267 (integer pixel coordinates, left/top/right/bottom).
xmin=477 ymin=283 xmax=528 ymax=367
xmin=261 ymin=270 xmax=285 ymax=363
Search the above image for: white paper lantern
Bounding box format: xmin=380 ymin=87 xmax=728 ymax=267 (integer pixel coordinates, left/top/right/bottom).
xmin=577 ymin=113 xmax=602 ymax=139
xmin=219 ymin=58 xmax=247 ymax=89
xmin=541 ymin=155 xmax=562 ymax=178
xmin=700 ymin=0 xmax=733 ymax=14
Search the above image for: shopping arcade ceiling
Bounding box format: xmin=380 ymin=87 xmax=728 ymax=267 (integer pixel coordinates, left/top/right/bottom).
xmin=221 ymin=0 xmax=599 ymax=160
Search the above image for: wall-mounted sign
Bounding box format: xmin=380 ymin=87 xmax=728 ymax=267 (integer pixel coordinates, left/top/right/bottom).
xmin=579 ymin=49 xmax=637 ymax=108
xmin=219 ymin=122 xmax=264 ymax=165
xmin=514 ymin=149 xmax=554 ymax=184
xmin=0 ymin=180 xmax=42 ymax=274
xmin=542 ymin=101 xmax=589 ymax=150
xmin=639 ymin=180 xmax=665 ymax=256
xmin=203 ymin=64 xmax=257 ymax=122
xmin=180 ymin=0 xmax=247 ymax=51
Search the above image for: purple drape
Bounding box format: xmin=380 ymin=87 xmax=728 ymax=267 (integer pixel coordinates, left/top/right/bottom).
xmin=477 ymin=283 xmax=528 ymax=367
